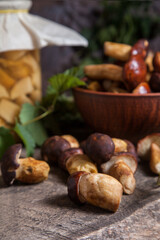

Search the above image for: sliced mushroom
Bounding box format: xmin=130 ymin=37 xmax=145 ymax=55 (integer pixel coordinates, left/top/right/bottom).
xmin=10 ymin=76 xmax=33 ymax=100
xmin=0 ymin=99 xmax=20 ymax=124
xmin=0 ymin=68 xmax=15 ymax=89
xmin=0 ymin=84 xmax=9 ymax=99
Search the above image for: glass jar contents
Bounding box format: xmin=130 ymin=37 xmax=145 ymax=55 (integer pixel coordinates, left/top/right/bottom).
xmin=0 ymin=49 xmax=42 ymax=127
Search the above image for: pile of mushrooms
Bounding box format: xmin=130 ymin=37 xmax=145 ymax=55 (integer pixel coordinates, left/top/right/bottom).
xmin=2 ymin=131 xmax=159 ymax=212
xmin=41 ymin=133 xmax=138 ymax=212
xmin=83 ymin=39 xmax=160 ymax=94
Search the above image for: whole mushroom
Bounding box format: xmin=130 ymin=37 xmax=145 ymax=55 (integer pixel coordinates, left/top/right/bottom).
xmin=41 ymin=135 xmax=71 ymax=164
xmin=85 ymin=133 xmax=115 ymax=166
xmin=101 ymin=153 xmax=137 ymax=194
xmin=67 ymin=171 xmax=123 ymax=212
xmin=1 ymin=144 xmax=50 ymax=186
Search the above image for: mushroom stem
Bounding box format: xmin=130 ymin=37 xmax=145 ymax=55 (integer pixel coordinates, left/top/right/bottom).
xmin=108 ymin=160 xmax=136 ymax=194
xmin=150 ymin=143 xmax=160 ymax=175
xmin=66 ymin=154 xmax=98 ymax=174
xmin=84 ymin=64 xmax=123 ymax=81
xmin=104 ymin=42 xmax=132 ymax=61
xmin=79 ymin=173 xmax=123 ymax=212
xmin=16 ymin=157 xmax=50 ymax=184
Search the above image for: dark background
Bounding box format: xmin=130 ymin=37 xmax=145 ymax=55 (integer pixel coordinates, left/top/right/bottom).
xmin=30 ymin=0 xmax=160 ymax=93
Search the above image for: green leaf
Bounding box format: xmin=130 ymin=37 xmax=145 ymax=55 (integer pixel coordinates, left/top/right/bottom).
xmin=14 ymin=123 xmax=35 ymax=156
xmin=0 ymin=127 xmax=16 ymax=159
xmin=19 ymin=103 xmax=48 ymax=146
xmin=48 ymin=74 xmax=86 ymax=95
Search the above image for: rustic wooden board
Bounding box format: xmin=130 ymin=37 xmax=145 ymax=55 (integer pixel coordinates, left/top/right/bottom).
xmin=0 ymin=149 xmax=159 ymax=240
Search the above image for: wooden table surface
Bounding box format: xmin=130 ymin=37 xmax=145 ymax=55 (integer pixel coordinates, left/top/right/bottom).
xmin=0 ymin=149 xmax=159 ymax=240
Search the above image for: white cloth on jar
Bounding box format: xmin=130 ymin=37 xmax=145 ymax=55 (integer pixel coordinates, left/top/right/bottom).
xmin=0 ymin=0 xmax=88 ymax=52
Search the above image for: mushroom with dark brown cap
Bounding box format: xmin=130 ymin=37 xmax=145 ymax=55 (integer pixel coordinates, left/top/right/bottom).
xmin=130 ymin=39 xmax=149 ymax=59
xmin=58 ymin=148 xmax=83 ymax=170
xmin=61 ymin=135 xmax=80 ymax=148
xmin=1 ymin=144 xmax=50 ymax=186
xmin=67 ymin=171 xmax=123 ymax=212
xmin=85 ymin=133 xmax=115 ymax=166
xmin=153 ymin=52 xmax=160 ymax=72
xmin=101 ymin=153 xmax=137 ymax=194
xmin=112 ymin=138 xmax=128 ymax=153
xmin=41 ymin=135 xmax=71 ymax=164
xmin=66 ymin=154 xmax=98 ymax=175
xmin=123 ymin=55 xmax=147 ymax=91
xmin=149 ymin=72 xmax=160 ymax=92
xmin=124 ymin=139 xmax=139 ymax=162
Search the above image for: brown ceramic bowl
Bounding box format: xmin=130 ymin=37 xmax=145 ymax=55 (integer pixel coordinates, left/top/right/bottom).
xmin=73 ymin=87 xmax=160 ymax=143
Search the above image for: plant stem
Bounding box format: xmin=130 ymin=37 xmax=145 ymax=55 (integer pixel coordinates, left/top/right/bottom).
xmin=22 ymin=108 xmax=53 ymax=126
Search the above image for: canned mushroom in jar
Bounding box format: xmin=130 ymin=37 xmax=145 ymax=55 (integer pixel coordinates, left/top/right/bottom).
xmin=0 ymin=49 xmax=42 ymax=127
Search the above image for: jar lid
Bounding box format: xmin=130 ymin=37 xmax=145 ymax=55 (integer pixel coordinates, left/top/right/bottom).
xmin=0 ymin=0 xmax=88 ymax=52
xmin=0 ymin=1 xmax=32 ymax=10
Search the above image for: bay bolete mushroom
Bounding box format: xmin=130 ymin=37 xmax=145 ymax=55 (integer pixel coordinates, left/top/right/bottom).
xmin=58 ymin=147 xmax=84 ymax=170
xmin=1 ymin=144 xmax=50 ymax=186
xmin=67 ymin=171 xmax=123 ymax=212
xmin=61 ymin=135 xmax=80 ymax=148
xmin=41 ymin=135 xmax=71 ymax=164
xmin=85 ymin=133 xmax=115 ymax=165
xmin=101 ymin=153 xmax=137 ymax=194
xmin=137 ymin=133 xmax=160 ymax=161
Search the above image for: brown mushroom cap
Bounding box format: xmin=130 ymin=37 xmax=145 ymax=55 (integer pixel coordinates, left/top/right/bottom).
xmin=137 ymin=133 xmax=160 ymax=161
xmin=124 ymin=139 xmax=139 ymax=162
xmin=67 ymin=171 xmax=88 ymax=205
xmin=41 ymin=136 xmax=71 ymax=164
xmin=153 ymin=52 xmax=160 ymax=72
xmin=130 ymin=39 xmax=149 ymax=59
xmin=149 ymin=72 xmax=160 ymax=92
xmin=132 ymin=82 xmax=151 ymax=94
xmin=123 ymin=56 xmax=147 ymax=91
xmin=58 ymin=148 xmax=83 ymax=170
xmin=85 ymin=133 xmax=115 ymax=165
xmin=100 ymin=152 xmax=138 ymax=174
xmin=1 ymin=144 xmax=22 ymax=186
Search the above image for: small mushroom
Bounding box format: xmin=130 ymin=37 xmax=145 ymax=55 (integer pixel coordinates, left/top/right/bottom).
xmin=101 ymin=153 xmax=137 ymax=194
xmin=130 ymin=39 xmax=149 ymax=59
xmin=123 ymin=55 xmax=147 ymax=91
xmin=132 ymin=82 xmax=151 ymax=94
xmin=61 ymin=135 xmax=79 ymax=148
xmin=153 ymin=52 xmax=160 ymax=72
xmin=87 ymin=81 xmax=102 ymax=91
xmin=41 ymin=136 xmax=71 ymax=164
xmin=108 ymin=160 xmax=136 ymax=194
xmin=84 ymin=64 xmax=123 ymax=82
xmin=67 ymin=171 xmax=123 ymax=212
xmin=124 ymin=139 xmax=139 ymax=162
xmin=85 ymin=133 xmax=115 ymax=165
xmin=150 ymin=143 xmax=160 ymax=174
xmin=112 ymin=138 xmax=128 ymax=153
xmin=58 ymin=148 xmax=83 ymax=170
xmin=1 ymin=144 xmax=50 ymax=186
xmin=66 ymin=154 xmax=98 ymax=175
xmin=137 ymin=133 xmax=160 ymax=161
xmin=149 ymin=72 xmax=160 ymax=92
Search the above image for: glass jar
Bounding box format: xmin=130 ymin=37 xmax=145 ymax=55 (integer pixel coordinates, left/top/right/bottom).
xmin=0 ymin=0 xmax=87 ymax=128
xmin=0 ymin=49 xmax=42 ymax=127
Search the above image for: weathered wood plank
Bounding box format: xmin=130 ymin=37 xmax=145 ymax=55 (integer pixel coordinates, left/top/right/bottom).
xmin=0 ymin=149 xmax=159 ymax=240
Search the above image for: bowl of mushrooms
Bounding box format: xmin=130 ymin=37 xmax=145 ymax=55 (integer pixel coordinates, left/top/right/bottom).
xmin=73 ymin=39 xmax=160 ymax=143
